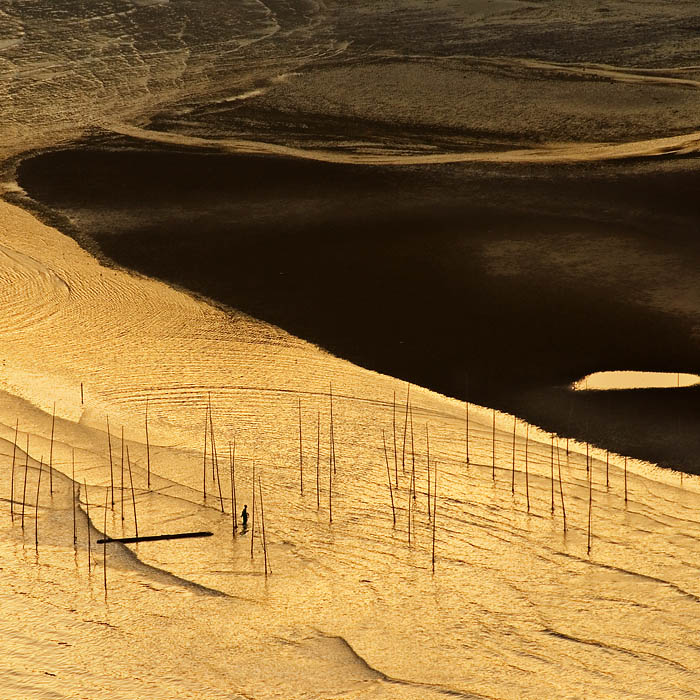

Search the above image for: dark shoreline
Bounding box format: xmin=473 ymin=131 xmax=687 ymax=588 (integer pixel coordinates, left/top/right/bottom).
xmin=12 ymin=135 xmax=700 ymax=473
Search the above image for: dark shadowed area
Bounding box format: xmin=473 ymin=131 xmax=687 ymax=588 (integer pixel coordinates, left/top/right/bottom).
xmin=14 ymin=138 xmax=700 ymax=471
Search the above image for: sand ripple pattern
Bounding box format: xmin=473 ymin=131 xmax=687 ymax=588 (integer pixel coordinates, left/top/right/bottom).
xmin=3 ymin=198 xmax=700 ymax=698
xmin=0 ymin=242 xmax=70 ymax=332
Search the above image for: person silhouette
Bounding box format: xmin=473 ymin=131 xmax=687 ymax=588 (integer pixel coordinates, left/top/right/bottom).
xmin=241 ymin=504 xmax=249 ymax=530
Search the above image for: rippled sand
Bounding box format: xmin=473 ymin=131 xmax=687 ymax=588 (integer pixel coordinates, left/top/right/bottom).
xmin=4 ymin=0 xmax=700 ymax=696
xmin=2 ymin=199 xmax=700 ymax=698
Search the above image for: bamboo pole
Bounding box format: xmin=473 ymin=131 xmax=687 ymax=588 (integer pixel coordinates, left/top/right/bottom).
xmin=410 ymin=405 xmax=416 ymax=501
xmin=250 ymin=461 xmax=256 ymax=558
xmin=328 ymin=390 xmax=333 ymax=523
xmin=393 ymin=390 xmax=398 ymax=488
xmin=230 ymin=440 xmax=237 ymax=536
xmin=203 ymin=404 xmax=208 ymax=502
xmin=80 ymin=382 xmax=84 ymax=405
xmin=208 ymin=393 xmax=215 ymax=480
xmin=491 ymin=408 xmax=496 ymax=481
xmin=120 ymin=426 xmax=125 ymax=522
xmin=511 ymin=416 xmax=516 ymax=495
xmin=382 ymin=430 xmax=396 ymax=526
xmin=126 ymin=446 xmax=138 ymax=538
xmin=34 ymin=456 xmax=43 ymax=552
xmin=432 ymin=461 xmax=437 ymax=573
xmin=624 ymin=456 xmax=628 ymax=504
xmin=145 ymin=396 xmax=151 ymax=490
xmin=208 ymin=395 xmax=224 ymax=513
xmin=586 ymin=441 xmax=589 ymax=474
xmin=107 ymin=416 xmax=114 ymax=508
xmin=556 ymin=438 xmax=567 ymax=532
xmin=316 ymin=411 xmax=320 ymax=510
xmin=214 ymin=447 xmax=225 ymax=514
xmin=401 ymin=383 xmax=410 ymax=474
xmin=298 ymin=397 xmax=303 ymax=495
xmin=21 ymin=434 xmax=29 ymax=530
xmin=587 ymin=453 xmax=593 ymax=555
xmin=524 ymin=424 xmax=530 ymax=512
xmin=103 ymin=487 xmax=109 ymax=594
xmin=72 ymin=449 xmax=77 ymax=547
xmin=10 ymin=419 xmax=17 ymax=522
xmin=465 ymin=376 xmax=470 ymax=465
xmin=49 ymin=402 xmax=55 ymax=496
xmin=426 ymin=424 xmax=431 ymax=521
xmin=258 ymin=476 xmax=270 ymax=576
xmin=85 ymin=479 xmax=92 ymax=574
xmin=550 ymin=434 xmax=555 ymax=514
xmin=330 ymin=384 xmax=337 ymax=475
xmin=407 ymin=462 xmax=412 ymax=546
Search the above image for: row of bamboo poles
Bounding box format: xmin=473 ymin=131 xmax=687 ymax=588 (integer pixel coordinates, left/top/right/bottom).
xmin=6 ymin=379 xmax=640 ymax=596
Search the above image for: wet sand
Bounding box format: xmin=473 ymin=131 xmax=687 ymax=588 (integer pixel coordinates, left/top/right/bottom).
xmin=13 ymin=136 xmax=700 ymax=471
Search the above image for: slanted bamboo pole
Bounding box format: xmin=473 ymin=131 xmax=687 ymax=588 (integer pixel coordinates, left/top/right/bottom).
xmin=432 ymin=461 xmax=437 ymax=573
xmin=382 ymin=430 xmax=396 ymax=526
xmin=401 ymin=383 xmax=410 ymax=474
xmin=203 ymin=404 xmax=208 ymax=502
xmin=328 ymin=436 xmax=333 ymax=525
xmin=208 ymin=393 xmax=216 ymax=480
xmin=49 ymin=403 xmax=55 ymax=496
xmin=145 ymin=396 xmax=151 ymax=490
xmin=258 ymin=476 xmax=270 ymax=576
xmin=230 ymin=440 xmax=237 ymax=536
xmin=393 ymin=391 xmax=398 ymax=487
xmin=407 ymin=463 xmax=413 ymax=545
xmin=624 ymin=456 xmax=628 ymax=504
xmin=107 ymin=416 xmax=114 ymax=508
xmin=10 ymin=419 xmax=18 ymax=522
xmin=587 ymin=454 xmax=593 ymax=555
xmin=426 ymin=424 xmax=431 ymax=521
xmin=103 ymin=487 xmax=109 ymax=593
xmin=72 ymin=449 xmax=77 ymax=547
xmin=250 ymin=461 xmax=256 ymax=558
xmin=550 ymin=435 xmax=555 ymax=514
xmin=316 ymin=411 xmax=320 ymax=510
xmin=126 ymin=446 xmax=138 ymax=538
xmin=34 ymin=456 xmax=43 ymax=551
xmin=556 ymin=438 xmax=567 ymax=532
xmin=80 ymin=382 xmax=84 ymax=405
xmin=524 ymin=424 xmax=530 ymax=512
xmin=84 ymin=479 xmax=92 ymax=573
xmin=298 ymin=397 xmax=303 ymax=495
xmin=207 ymin=395 xmax=224 ymax=513
xmin=214 ymin=448 xmax=225 ymax=514
xmin=21 ymin=434 xmax=29 ymax=530
xmin=209 ymin=396 xmax=219 ymax=485
xmin=410 ymin=405 xmax=416 ymax=501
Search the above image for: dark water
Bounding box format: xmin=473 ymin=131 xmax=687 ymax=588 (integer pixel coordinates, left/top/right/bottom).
xmin=13 ymin=138 xmax=700 ymax=471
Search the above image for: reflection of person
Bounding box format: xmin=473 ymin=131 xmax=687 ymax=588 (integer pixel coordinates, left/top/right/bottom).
xmin=241 ymin=504 xmax=249 ymax=530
